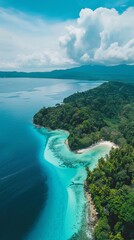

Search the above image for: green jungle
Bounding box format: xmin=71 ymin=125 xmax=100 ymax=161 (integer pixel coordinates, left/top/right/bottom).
xmin=34 ymin=82 xmax=134 ymax=240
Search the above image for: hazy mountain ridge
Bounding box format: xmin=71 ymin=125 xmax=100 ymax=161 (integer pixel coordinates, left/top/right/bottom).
xmin=0 ymin=65 xmax=134 ymax=83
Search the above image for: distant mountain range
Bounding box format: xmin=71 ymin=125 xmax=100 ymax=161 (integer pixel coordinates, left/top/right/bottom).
xmin=0 ymin=64 xmax=134 ymax=82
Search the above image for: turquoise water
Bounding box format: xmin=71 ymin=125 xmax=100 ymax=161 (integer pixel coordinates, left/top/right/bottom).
xmin=27 ymin=129 xmax=112 ymax=240
xmin=0 ymin=78 xmax=110 ymax=240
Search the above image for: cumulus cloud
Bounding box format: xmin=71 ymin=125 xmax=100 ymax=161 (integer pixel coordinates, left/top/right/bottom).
xmin=60 ymin=7 xmax=134 ymax=65
xmin=1 ymin=7 xmax=134 ymax=71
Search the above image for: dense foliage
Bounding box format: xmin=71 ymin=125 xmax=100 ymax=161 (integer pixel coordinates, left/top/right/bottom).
xmin=34 ymin=82 xmax=134 ymax=150
xmin=86 ymin=145 xmax=134 ymax=240
xmin=34 ymin=82 xmax=134 ymax=240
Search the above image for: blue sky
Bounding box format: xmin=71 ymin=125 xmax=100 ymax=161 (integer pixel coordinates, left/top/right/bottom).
xmin=0 ymin=0 xmax=134 ymax=71
xmin=0 ymin=0 xmax=133 ymax=19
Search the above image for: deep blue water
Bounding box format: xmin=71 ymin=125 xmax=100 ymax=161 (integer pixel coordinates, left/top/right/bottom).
xmin=0 ymin=78 xmax=104 ymax=240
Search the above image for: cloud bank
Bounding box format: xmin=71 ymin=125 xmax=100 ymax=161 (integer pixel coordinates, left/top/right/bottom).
xmin=60 ymin=7 xmax=134 ymax=65
xmin=0 ymin=7 xmax=134 ymax=71
xmin=0 ymin=8 xmax=74 ymax=71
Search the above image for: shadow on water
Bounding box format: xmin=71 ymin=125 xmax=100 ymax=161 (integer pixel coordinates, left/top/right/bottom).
xmin=0 ymin=162 xmax=48 ymax=240
xmin=0 ymin=112 xmax=49 ymax=240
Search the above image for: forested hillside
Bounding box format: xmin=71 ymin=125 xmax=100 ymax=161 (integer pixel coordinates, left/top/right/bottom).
xmin=34 ymin=82 xmax=134 ymax=150
xmin=86 ymin=145 xmax=134 ymax=240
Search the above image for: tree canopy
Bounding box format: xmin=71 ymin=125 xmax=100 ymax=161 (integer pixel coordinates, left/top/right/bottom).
xmin=33 ymin=82 xmax=134 ymax=240
xmin=34 ymin=82 xmax=134 ymax=150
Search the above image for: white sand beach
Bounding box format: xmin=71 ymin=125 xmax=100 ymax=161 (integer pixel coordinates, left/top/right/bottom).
xmin=76 ymin=140 xmax=118 ymax=154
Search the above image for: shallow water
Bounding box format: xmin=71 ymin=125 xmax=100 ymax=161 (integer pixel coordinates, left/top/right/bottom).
xmin=28 ymin=129 xmax=112 ymax=240
xmin=0 ymin=78 xmax=109 ymax=240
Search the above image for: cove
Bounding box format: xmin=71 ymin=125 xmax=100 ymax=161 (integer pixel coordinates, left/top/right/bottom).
xmin=0 ymin=78 xmax=109 ymax=240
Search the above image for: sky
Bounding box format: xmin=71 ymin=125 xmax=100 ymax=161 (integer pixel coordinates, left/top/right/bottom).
xmin=0 ymin=0 xmax=134 ymax=71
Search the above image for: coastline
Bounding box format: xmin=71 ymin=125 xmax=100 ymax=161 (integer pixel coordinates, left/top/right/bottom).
xmin=84 ymin=181 xmax=98 ymax=236
xmin=35 ymin=124 xmax=118 ymax=155
xmin=65 ymin=137 xmax=118 ymax=239
xmin=65 ymin=138 xmax=118 ymax=155
xmin=31 ymin=80 xmax=134 ymax=240
xmin=35 ymin=124 xmax=117 ymax=239
xmin=76 ymin=140 xmax=118 ymax=154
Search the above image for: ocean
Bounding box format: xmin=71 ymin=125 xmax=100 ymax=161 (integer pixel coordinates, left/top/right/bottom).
xmin=0 ymin=78 xmax=111 ymax=240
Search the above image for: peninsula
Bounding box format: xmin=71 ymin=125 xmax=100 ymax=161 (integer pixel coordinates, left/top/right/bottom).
xmin=33 ymin=82 xmax=134 ymax=240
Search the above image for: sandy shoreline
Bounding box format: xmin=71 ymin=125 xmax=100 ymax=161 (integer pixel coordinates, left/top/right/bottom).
xmin=65 ymin=139 xmax=118 ymax=154
xmin=77 ymin=140 xmax=118 ymax=154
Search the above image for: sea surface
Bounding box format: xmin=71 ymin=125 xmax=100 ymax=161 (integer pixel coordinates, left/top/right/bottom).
xmin=0 ymin=78 xmax=111 ymax=240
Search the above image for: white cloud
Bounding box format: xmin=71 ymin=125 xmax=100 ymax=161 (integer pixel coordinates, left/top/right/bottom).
xmin=1 ymin=7 xmax=134 ymax=71
xmin=60 ymin=7 xmax=134 ymax=65
xmin=0 ymin=8 xmax=74 ymax=71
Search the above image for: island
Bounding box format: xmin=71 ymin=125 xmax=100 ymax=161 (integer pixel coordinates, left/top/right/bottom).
xmin=33 ymin=82 xmax=134 ymax=240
